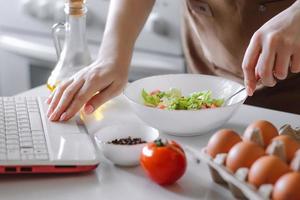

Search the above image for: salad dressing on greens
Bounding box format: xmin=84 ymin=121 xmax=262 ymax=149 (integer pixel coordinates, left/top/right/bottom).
xmin=141 ymin=88 xmax=224 ymax=110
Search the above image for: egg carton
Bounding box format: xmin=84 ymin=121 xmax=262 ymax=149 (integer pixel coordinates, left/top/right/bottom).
xmin=187 ymin=147 xmax=273 ymax=200
xmin=279 ymin=124 xmax=300 ymax=142
xmin=187 ymin=124 xmax=300 ymax=200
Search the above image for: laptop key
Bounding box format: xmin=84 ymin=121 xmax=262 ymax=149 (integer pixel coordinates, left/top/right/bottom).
xmin=19 ymin=131 xmax=31 ymax=136
xmin=21 ymin=154 xmax=34 ymax=160
xmin=6 ymin=130 xmax=18 ymax=135
xmin=28 ymin=109 xmax=39 ymax=113
xmin=19 ymin=127 xmax=30 ymax=132
xmin=6 ymin=140 xmax=19 ymax=145
xmin=20 ymin=142 xmax=33 ymax=148
xmin=21 ymin=148 xmax=34 ymax=155
xmin=15 ymin=101 xmax=24 ymax=105
xmin=7 ymin=144 xmax=19 ymax=150
xmin=18 ymin=123 xmax=30 ymax=129
xmin=0 ymin=143 xmax=6 ymax=149
xmin=5 ymin=113 xmax=16 ymax=118
xmin=31 ymin=131 xmax=44 ymax=136
xmin=6 ymin=135 xmax=19 ymax=140
xmin=19 ymin=135 xmax=31 ymax=139
xmin=34 ymin=149 xmax=47 ymax=154
xmin=35 ymin=154 xmax=48 ymax=160
xmin=34 ymin=144 xmax=47 ymax=149
xmin=0 ymin=154 xmax=6 ymax=160
xmin=7 ymin=151 xmax=20 ymax=160
xmin=6 ymin=126 xmax=18 ymax=131
xmin=16 ymin=103 xmax=26 ymax=107
xmin=32 ymin=135 xmax=45 ymax=141
xmin=20 ymin=136 xmax=32 ymax=141
xmin=17 ymin=115 xmax=29 ymax=121
xmin=33 ymin=140 xmax=45 ymax=145
xmin=28 ymin=112 xmax=43 ymax=131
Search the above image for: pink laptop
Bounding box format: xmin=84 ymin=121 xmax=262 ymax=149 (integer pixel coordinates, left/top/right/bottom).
xmin=0 ymin=96 xmax=100 ymax=173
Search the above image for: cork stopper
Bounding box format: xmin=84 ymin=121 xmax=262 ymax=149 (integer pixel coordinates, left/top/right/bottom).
xmin=65 ymin=0 xmax=86 ymax=16
xmin=69 ymin=0 xmax=85 ymax=2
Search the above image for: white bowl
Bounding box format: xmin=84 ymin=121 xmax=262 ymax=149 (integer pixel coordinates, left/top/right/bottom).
xmin=94 ymin=122 xmax=159 ymax=166
xmin=123 ymin=74 xmax=247 ymax=136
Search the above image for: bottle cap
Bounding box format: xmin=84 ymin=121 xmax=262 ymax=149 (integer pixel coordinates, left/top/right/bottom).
xmin=65 ymin=0 xmax=86 ymax=16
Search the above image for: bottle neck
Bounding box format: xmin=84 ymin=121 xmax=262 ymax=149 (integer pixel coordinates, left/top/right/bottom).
xmin=65 ymin=14 xmax=88 ymax=49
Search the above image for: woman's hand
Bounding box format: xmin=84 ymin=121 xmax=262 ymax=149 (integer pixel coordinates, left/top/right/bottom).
xmin=46 ymin=60 xmax=129 ymax=121
xmin=242 ymin=1 xmax=300 ymax=96
xmin=46 ymin=0 xmax=155 ymax=121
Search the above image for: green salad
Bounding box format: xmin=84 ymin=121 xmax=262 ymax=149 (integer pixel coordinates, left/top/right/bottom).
xmin=141 ymin=88 xmax=224 ymax=110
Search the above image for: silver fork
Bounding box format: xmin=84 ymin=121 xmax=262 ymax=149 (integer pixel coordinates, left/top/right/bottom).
xmin=224 ymin=87 xmax=246 ymax=106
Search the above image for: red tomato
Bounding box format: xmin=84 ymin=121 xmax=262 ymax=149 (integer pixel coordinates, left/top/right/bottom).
xmin=140 ymin=139 xmax=187 ymax=185
xmin=158 ymin=104 xmax=166 ymax=109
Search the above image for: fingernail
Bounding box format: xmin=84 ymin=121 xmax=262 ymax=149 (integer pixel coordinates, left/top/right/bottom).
xmin=59 ymin=112 xmax=67 ymax=121
xmin=45 ymin=98 xmax=51 ymax=104
xmin=246 ymin=87 xmax=253 ymax=96
xmin=84 ymin=105 xmax=94 ymax=114
xmin=49 ymin=112 xmax=57 ymax=121
xmin=47 ymin=107 xmax=53 ymax=117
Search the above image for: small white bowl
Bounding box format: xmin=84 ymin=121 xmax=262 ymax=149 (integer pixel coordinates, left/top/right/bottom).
xmin=124 ymin=74 xmax=247 ymax=136
xmin=94 ymin=122 xmax=159 ymax=166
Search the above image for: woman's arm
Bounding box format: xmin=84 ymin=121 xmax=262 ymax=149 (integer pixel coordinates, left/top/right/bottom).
xmin=47 ymin=0 xmax=155 ymax=121
xmin=99 ymin=0 xmax=156 ymax=68
xmin=242 ymin=1 xmax=300 ymax=96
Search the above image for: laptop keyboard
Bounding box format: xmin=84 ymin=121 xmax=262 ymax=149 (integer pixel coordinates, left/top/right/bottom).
xmin=0 ymin=97 xmax=49 ymax=161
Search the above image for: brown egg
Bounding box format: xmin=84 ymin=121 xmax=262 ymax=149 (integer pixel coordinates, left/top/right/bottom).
xmin=273 ymin=172 xmax=300 ymax=200
xmin=244 ymin=120 xmax=278 ymax=147
xmin=267 ymin=135 xmax=300 ymax=163
xmin=206 ymin=129 xmax=242 ymax=158
xmin=248 ymin=155 xmax=290 ymax=188
xmin=226 ymin=141 xmax=265 ymax=173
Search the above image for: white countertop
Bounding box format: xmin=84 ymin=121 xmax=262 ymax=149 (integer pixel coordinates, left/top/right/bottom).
xmin=1 ymin=85 xmax=299 ymax=200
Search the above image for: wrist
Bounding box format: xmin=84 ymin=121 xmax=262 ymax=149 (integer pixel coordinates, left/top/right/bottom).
xmin=97 ymin=40 xmax=133 ymax=70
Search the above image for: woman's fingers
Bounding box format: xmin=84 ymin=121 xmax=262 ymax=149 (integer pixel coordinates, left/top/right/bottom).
xmin=47 ymin=79 xmax=73 ymax=118
xmin=49 ymin=79 xmax=85 ymax=121
xmin=242 ymin=33 xmax=262 ymax=96
xmin=58 ymin=78 xmax=112 ymax=121
xmin=291 ymin=52 xmax=300 ymax=73
xmin=46 ymin=91 xmax=55 ymax=105
xmin=273 ymin=49 xmax=291 ymax=80
xmin=256 ymin=33 xmax=278 ymax=87
xmin=256 ymin=49 xmax=276 ymax=87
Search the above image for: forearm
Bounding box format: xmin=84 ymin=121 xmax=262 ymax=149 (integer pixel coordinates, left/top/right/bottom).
xmin=98 ymin=0 xmax=155 ymax=66
xmin=293 ymin=0 xmax=300 ymax=7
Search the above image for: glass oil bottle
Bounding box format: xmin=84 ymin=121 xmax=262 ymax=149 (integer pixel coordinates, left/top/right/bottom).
xmin=47 ymin=0 xmax=92 ymax=91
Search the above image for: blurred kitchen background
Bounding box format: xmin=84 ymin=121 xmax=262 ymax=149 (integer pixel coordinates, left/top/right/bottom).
xmin=0 ymin=0 xmax=185 ymax=96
